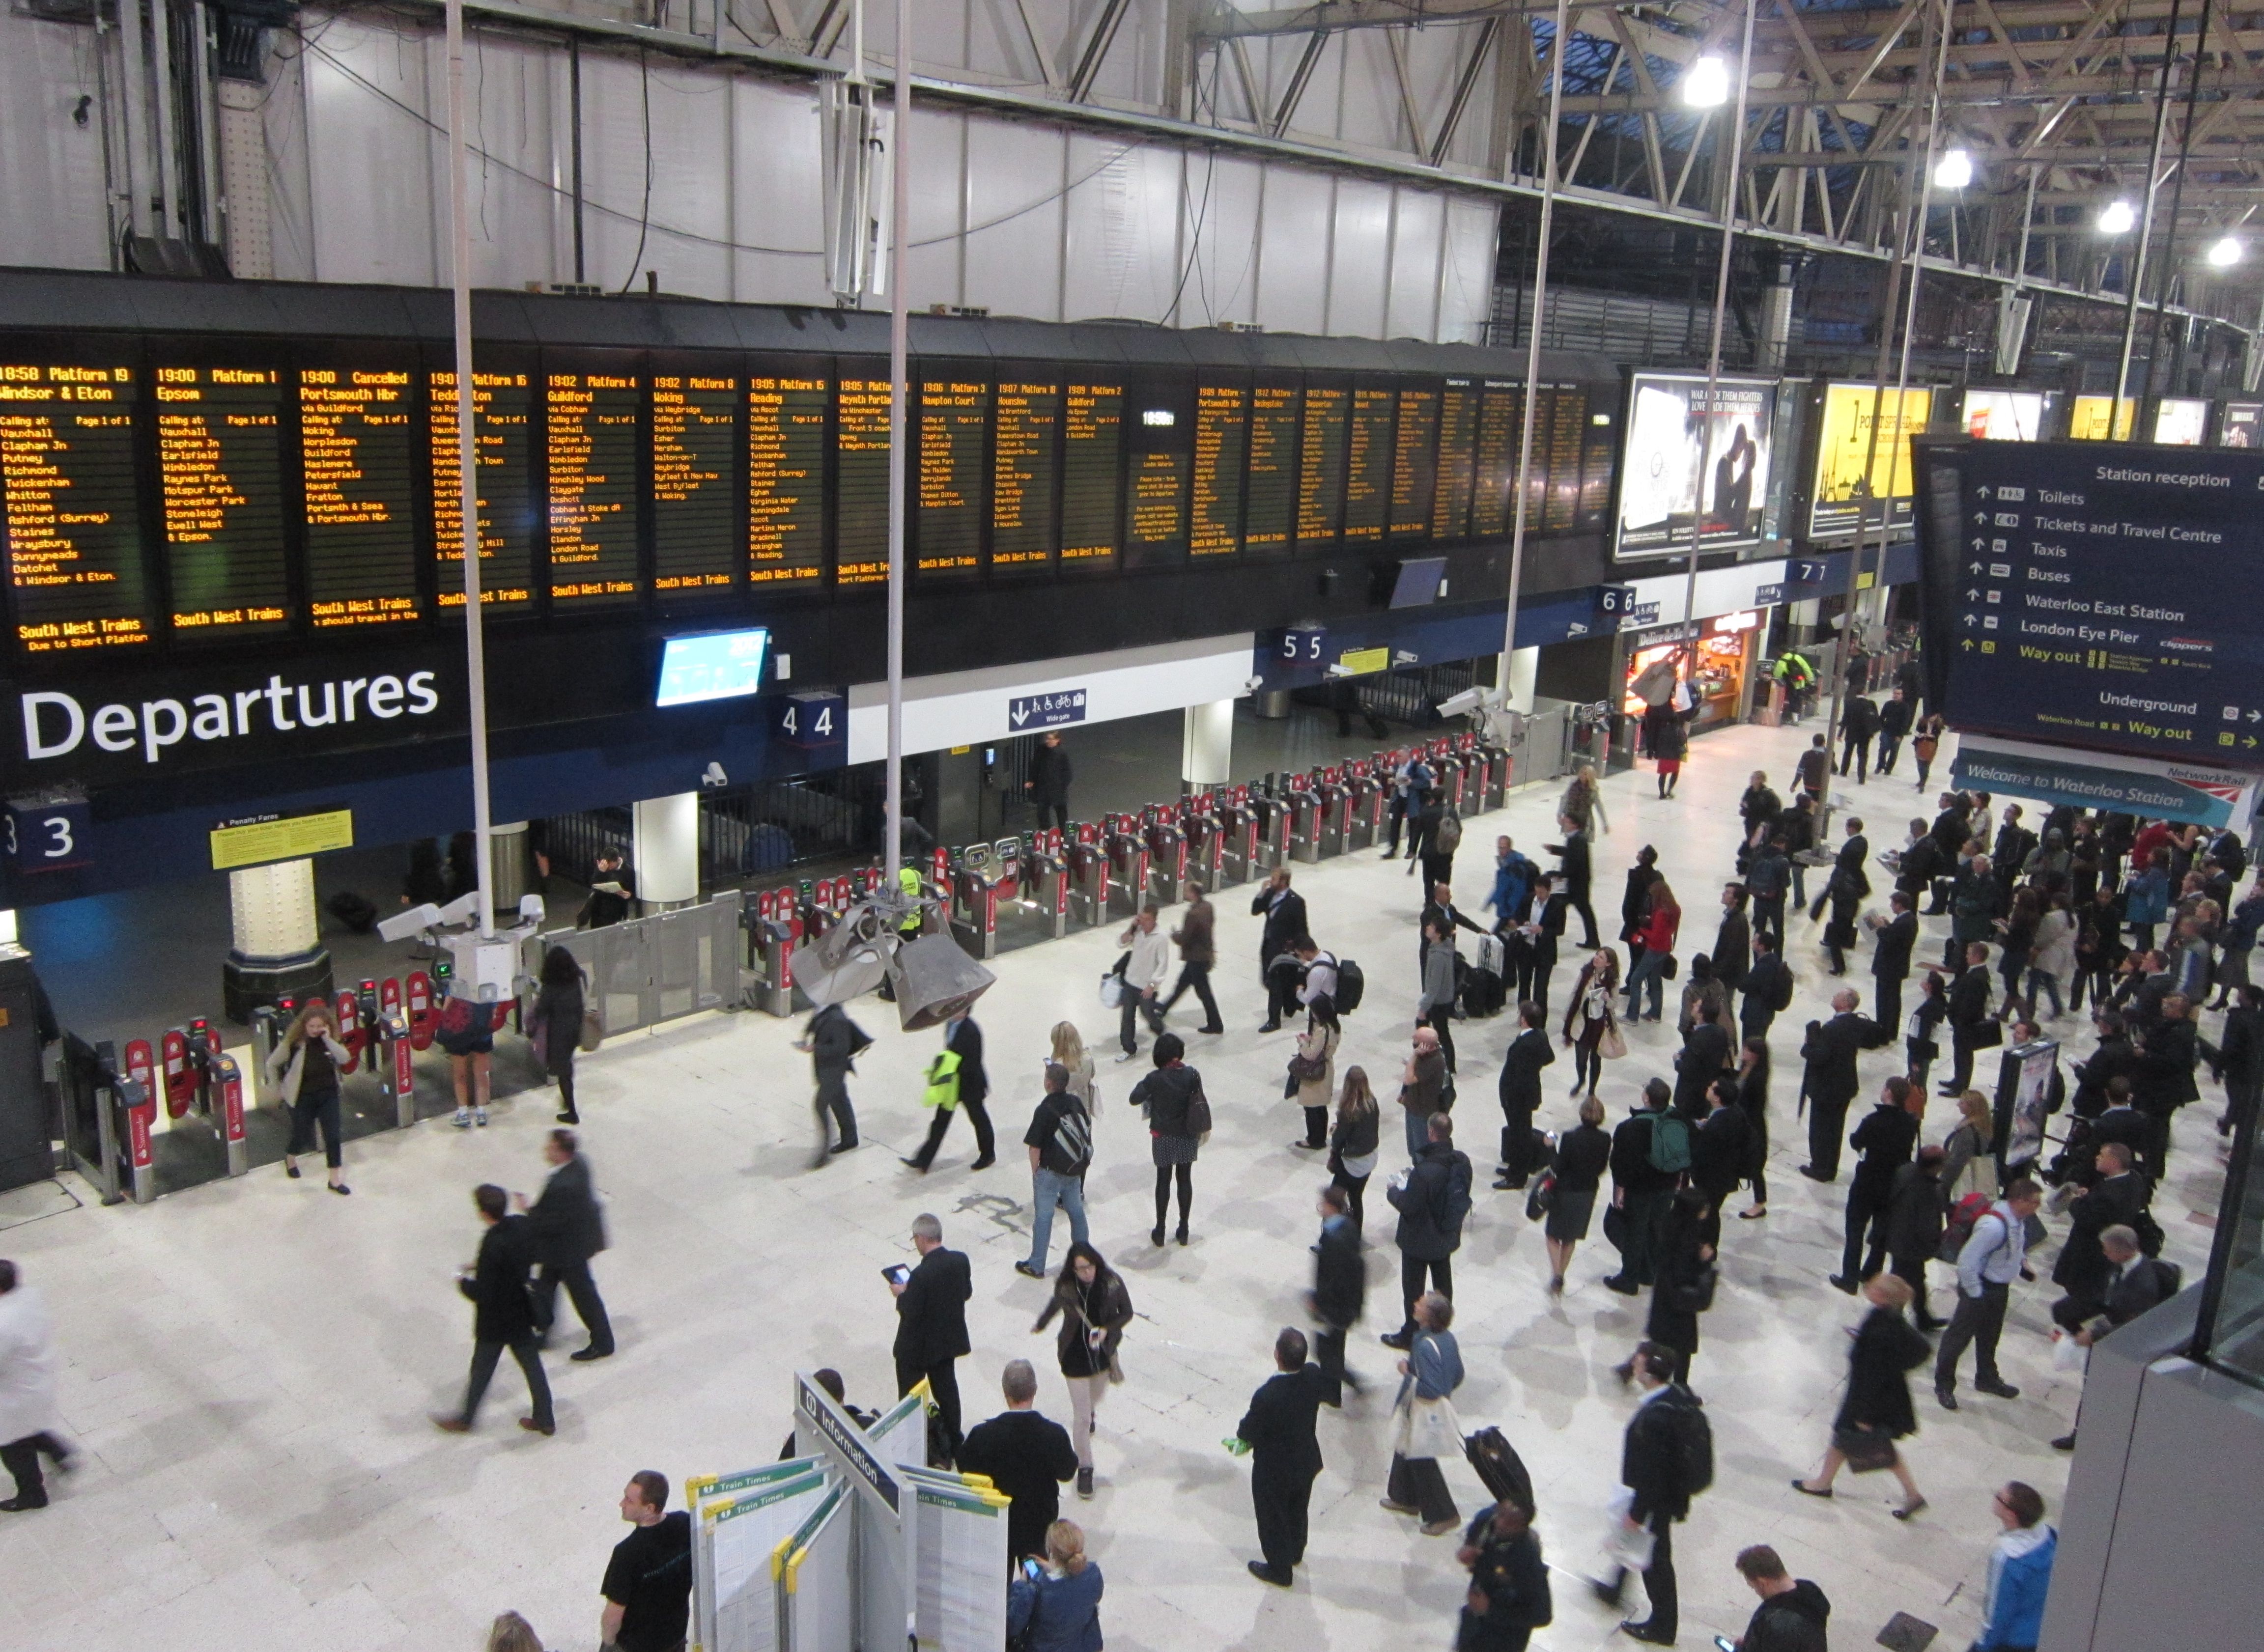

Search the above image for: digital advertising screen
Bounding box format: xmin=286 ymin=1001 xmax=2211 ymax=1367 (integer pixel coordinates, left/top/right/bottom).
xmin=2219 ymin=402 xmax=2263 ymax=449
xmin=2152 ymin=397 xmax=2208 ymax=447
xmin=1961 ymin=389 xmax=2046 ymax=442
xmin=2068 ymin=395 xmax=2137 ymax=442
xmin=1613 ymin=372 xmax=1776 ymax=559
xmin=1808 ymin=383 xmax=1934 ymax=539
xmin=655 ymin=627 xmax=770 ymax=707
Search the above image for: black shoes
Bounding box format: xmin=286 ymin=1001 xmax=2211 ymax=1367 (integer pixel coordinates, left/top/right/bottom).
xmin=1175 ymin=1225 xmax=1190 ymax=1246
xmin=1258 ymin=1021 xmax=1281 ymax=1034
xmin=0 ymin=1495 xmax=50 ymax=1512
xmin=1975 ymin=1377 xmax=2021 ymax=1399
xmin=571 ymin=1346 xmax=614 ymax=1362
xmin=1247 ymin=1560 xmax=1293 ymax=1588
xmin=1935 ymin=1386 xmax=1958 ymax=1411
xmin=518 ymin=1417 xmax=556 ymax=1436
xmin=1603 ymin=1275 xmax=1640 ymax=1295
xmin=1380 ymin=1331 xmax=1413 ymax=1350
xmin=1828 ymin=1274 xmax=1858 ymax=1294
xmin=1152 ymin=1226 xmax=1166 ymax=1247
xmin=1620 ymin=1622 xmax=1676 ymax=1645
xmin=2051 ymin=1433 xmax=2077 ymax=1452
xmin=1198 ymin=1024 xmax=1225 ymax=1035
xmin=1799 ymin=1165 xmax=1834 ymax=1182
xmin=970 ymin=1156 xmax=996 ymax=1171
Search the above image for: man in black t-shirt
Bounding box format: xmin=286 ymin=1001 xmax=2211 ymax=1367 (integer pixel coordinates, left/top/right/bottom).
xmin=1017 ymin=1064 xmax=1092 ymax=1278
xmin=601 ymin=1470 xmax=691 ymax=1652
xmin=956 ymin=1359 xmax=1078 ymax=1562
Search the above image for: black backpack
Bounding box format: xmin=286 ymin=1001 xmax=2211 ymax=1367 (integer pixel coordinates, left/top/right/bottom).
xmin=1333 ymin=957 xmax=1366 ymax=1013
xmin=1660 ymin=1392 xmax=1714 ymax=1498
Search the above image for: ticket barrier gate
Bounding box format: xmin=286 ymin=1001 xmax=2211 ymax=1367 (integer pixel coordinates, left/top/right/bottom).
xmin=1141 ymin=811 xmax=1187 ymax=901
xmin=1181 ymin=800 xmax=1225 ymax=890
xmin=1344 ymin=770 xmax=1383 ymax=852
xmin=1216 ymin=793 xmax=1258 ymax=887
xmin=1019 ymin=829 xmax=1072 ymax=940
xmin=1248 ymin=791 xmax=1291 ymax=873
xmin=949 ymin=841 xmax=1014 ymax=960
xmin=1286 ymin=778 xmax=1324 ymax=864
xmin=1066 ymin=825 xmax=1110 ymax=927
xmin=1103 ymin=817 xmax=1149 ymax=919
xmin=211 ymin=1052 xmax=249 ymax=1176
xmin=1316 ymin=773 xmax=1352 ymax=858
xmin=376 ymin=1012 xmax=415 ymax=1127
xmin=58 ymin=1036 xmax=157 ymax=1206
xmin=1431 ymin=747 xmax=1470 ymax=813
xmin=1474 ymin=743 xmax=1511 ymax=812
xmin=746 ymin=887 xmax=802 ymax=1016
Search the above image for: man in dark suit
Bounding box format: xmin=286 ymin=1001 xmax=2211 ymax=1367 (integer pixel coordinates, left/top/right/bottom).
xmin=906 ymin=1013 xmax=995 ymax=1171
xmin=1252 ymin=868 xmax=1310 ymax=1032
xmin=1672 ymin=999 xmax=1732 ymax=1120
xmin=1690 ymin=1079 xmax=1752 ymax=1215
xmin=2049 ymin=1143 xmax=2155 ymax=1329
xmin=1993 ymin=806 xmax=2038 ymax=906
xmin=1831 ymin=1076 xmax=1921 ymax=1290
xmin=1866 ymin=891 xmax=1919 ymax=1034
xmin=1943 ymin=941 xmax=1996 ymax=1093
xmin=1547 ymin=815 xmax=1601 ymax=950
xmin=1740 ymin=931 xmax=1793 ymax=1043
xmin=1712 ymin=885 xmax=1751 ymax=997
xmin=1493 ymin=1001 xmax=1555 ymax=1189
xmin=1593 ymin=1342 xmax=1705 ymax=1643
xmin=890 ymin=1213 xmax=974 ymax=1461
xmin=1309 ymin=1184 xmax=1365 ymax=1405
xmin=1236 ymin=1327 xmax=1329 ymax=1588
xmin=956 ymin=1359 xmax=1077 ymax=1562
xmin=1811 ymin=814 xmax=1869 ymax=924
xmin=1605 ymin=1080 xmax=1680 ymax=1294
xmin=434 ymin=1183 xmax=555 ymax=1436
xmin=518 ymin=1128 xmax=614 ymax=1361
xmin=2050 ymin=1224 xmax=2179 ymax=1450
xmin=1799 ymin=989 xmax=1885 ymax=1181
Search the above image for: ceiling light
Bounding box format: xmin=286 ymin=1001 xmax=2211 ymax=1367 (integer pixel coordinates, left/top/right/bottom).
xmin=2097 ymin=199 xmax=2136 ymax=235
xmin=2208 ymin=234 xmax=2243 ymax=267
xmin=1933 ymin=148 xmax=1973 ymax=191
xmin=1681 ymin=55 xmax=1730 ymax=110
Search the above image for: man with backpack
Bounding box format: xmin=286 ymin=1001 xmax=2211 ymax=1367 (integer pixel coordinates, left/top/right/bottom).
xmin=1380 ymin=1112 xmax=1472 ymax=1351
xmin=1740 ymin=930 xmax=1794 ymax=1042
xmin=1935 ymin=1178 xmax=2043 ymax=1411
xmin=1592 ymin=1340 xmax=1711 ymax=1644
xmin=1016 ymin=1064 xmax=1094 ymax=1279
xmin=1385 ymin=755 xmax=1435 ymax=860
xmin=1604 ymin=1080 xmax=1686 ymax=1296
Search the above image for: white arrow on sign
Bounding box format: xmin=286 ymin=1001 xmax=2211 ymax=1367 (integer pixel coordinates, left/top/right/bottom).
xmin=1010 ymin=706 xmax=1029 ymax=728
xmin=2250 ymin=710 xmax=2262 ymax=723
xmin=1961 ymin=614 xmax=1977 ymax=626
xmin=1969 ymin=561 xmax=1983 ymax=574
xmin=1966 ymin=589 xmax=1980 ymax=600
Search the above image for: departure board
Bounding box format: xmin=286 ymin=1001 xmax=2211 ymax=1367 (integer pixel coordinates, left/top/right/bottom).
xmin=1390 ymin=387 xmax=1439 ymax=535
xmin=991 ymin=382 xmax=1058 ymax=574
xmin=1060 ymin=382 xmax=1121 ymax=572
xmin=1432 ymin=380 xmax=1477 ymax=539
xmin=299 ymin=367 xmax=420 ymax=628
xmin=836 ymin=378 xmax=891 ymax=586
xmin=916 ymin=380 xmax=988 ymax=580
xmin=1472 ymin=382 xmax=1519 ymax=537
xmin=1544 ymin=386 xmax=1587 ymax=532
xmin=1191 ymin=385 xmax=1247 ymax=558
xmin=156 ymin=365 xmax=288 ymax=635
xmin=747 ymin=374 xmax=826 ymax=586
xmin=1344 ymin=388 xmax=1394 ymax=540
xmin=651 ymin=372 xmax=740 ymax=595
xmin=1 ymin=362 xmax=152 ymax=653
xmin=546 ymin=371 xmax=640 ymax=605
xmin=431 ymin=370 xmax=535 ymax=608
xmin=1244 ymin=384 xmax=1298 ymax=557
xmin=1581 ymin=420 xmax=1615 ymax=528
xmin=1128 ymin=452 xmax=1187 ymax=567
xmin=1297 ymin=387 xmax=1348 ymax=550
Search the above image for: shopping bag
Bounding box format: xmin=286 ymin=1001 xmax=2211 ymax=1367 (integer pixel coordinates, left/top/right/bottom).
xmin=1602 ymin=1488 xmax=1655 ymax=1571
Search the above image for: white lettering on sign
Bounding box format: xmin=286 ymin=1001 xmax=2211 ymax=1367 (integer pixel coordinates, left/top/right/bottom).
xmin=20 ymin=670 xmax=442 ymax=767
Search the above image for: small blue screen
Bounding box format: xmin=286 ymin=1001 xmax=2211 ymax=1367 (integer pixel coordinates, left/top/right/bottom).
xmin=655 ymin=628 xmax=770 ymax=707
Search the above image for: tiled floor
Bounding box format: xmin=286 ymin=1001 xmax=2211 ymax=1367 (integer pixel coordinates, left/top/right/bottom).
xmin=5 ymin=717 xmax=2224 ymax=1651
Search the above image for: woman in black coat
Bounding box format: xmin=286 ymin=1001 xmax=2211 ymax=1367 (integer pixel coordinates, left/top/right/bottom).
xmin=1791 ymin=1273 xmax=1930 ymax=1516
xmin=1628 ymin=1187 xmax=1715 ymax=1387
xmin=1734 ymin=1037 xmax=1771 ymax=1219
xmin=1541 ymin=1094 xmax=1611 ymax=1294
xmin=527 ymin=945 xmax=587 ymax=1124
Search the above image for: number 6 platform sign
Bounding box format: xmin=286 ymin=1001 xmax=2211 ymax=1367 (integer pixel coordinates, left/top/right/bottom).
xmin=7 ymin=789 xmax=92 ymax=874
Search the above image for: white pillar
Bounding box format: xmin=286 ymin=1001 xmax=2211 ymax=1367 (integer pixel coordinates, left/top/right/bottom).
xmin=224 ymin=858 xmax=332 ymax=1020
xmin=0 ymin=910 xmax=16 ymax=949
xmin=633 ymin=794 xmax=700 ymax=907
xmin=1502 ymin=646 xmax=1539 ymax=712
xmin=1182 ymin=700 xmax=1233 ymax=789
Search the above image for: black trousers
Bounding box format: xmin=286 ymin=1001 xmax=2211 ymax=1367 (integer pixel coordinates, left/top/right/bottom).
xmin=533 ymin=1257 xmax=615 ymax=1354
xmin=911 ymin=1098 xmax=994 ymax=1169
xmin=1949 ymin=1031 xmax=1981 ymax=1092
xmin=898 ymin=1354 xmax=965 ymax=1462
xmin=1840 ymin=1181 xmax=1891 ymax=1280
xmin=1400 ymin=1253 xmax=1453 ymax=1337
xmin=462 ymin=1335 xmax=554 ymax=1429
xmin=1935 ymin=1282 xmax=2011 ymax=1391
xmin=1611 ymin=1190 xmax=1667 ymax=1287
xmin=1331 ymin=1168 xmax=1369 ymax=1234
xmin=1753 ymin=895 xmax=1786 ymax=948
xmin=1253 ymin=1460 xmax=1319 ymax=1571
xmin=1839 ymin=737 xmax=1869 ymax=783
xmin=1873 ymin=973 xmax=1905 ymax=1037
xmin=814 ymin=1072 xmax=857 ymax=1150
xmin=1807 ymin=1097 xmax=1851 ymax=1179
xmin=1527 ymin=959 xmax=1555 ymax=1016
xmin=1425 ymin=1010 xmax=1458 ymax=1075
xmin=1384 ymin=795 xmax=1411 ymax=854
xmin=1387 ymin=1452 xmax=1458 ymax=1524
xmin=1499 ymin=1105 xmax=1534 ymax=1179
xmin=1741 ymin=1004 xmax=1776 ymax=1046
xmin=1034 ymin=799 xmax=1070 ymax=837
xmin=1877 ymin=733 xmax=1902 ymax=775
xmin=1421 ymin=851 xmax=1455 ymax=890
xmin=1314 ymin=1323 xmax=1353 ymax=1405
xmin=1158 ymin=961 xmax=1221 ymax=1029
xmin=0 ymin=1430 xmax=70 ymax=1506
xmin=1604 ymin=1512 xmax=1677 ymax=1636
xmin=1891 ymin=1252 xmax=1939 ymax=1325
xmin=287 ymin=1086 xmax=344 ymax=1168
xmin=1568 ymin=894 xmax=1601 ymax=950
xmin=1301 ymin=1105 xmax=1330 ymax=1148
xmin=1262 ymin=954 xmax=1301 ymax=1025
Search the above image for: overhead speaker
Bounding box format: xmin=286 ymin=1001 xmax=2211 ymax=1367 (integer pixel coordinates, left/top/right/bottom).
xmin=886 ymin=932 xmax=996 ymax=1032
xmin=797 ymin=905 xmax=894 ymax=1007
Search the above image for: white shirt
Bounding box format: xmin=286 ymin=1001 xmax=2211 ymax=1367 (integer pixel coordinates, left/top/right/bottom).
xmin=1124 ymin=925 xmax=1172 ymax=993
xmin=0 ymin=1285 xmax=62 ymax=1444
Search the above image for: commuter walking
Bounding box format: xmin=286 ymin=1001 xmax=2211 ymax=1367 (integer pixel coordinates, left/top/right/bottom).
xmin=1455 ymin=1497 xmax=1554 ymax=1652
xmin=1383 ymin=1112 xmax=1473 ymax=1348
xmin=905 ymin=1010 xmax=994 ymax=1172
xmin=1746 ymin=832 xmax=1792 ymax=950
xmin=1839 ymin=694 xmax=1879 ymax=782
xmin=1398 ymin=1025 xmax=1450 ymax=1160
xmin=1795 ymin=731 xmax=1830 ymax=804
xmin=268 ymin=999 xmax=352 ymax=1193
xmin=1888 ymin=1146 xmax=1950 ymax=1330
xmin=1643 ymin=698 xmax=1688 ymax=798
xmin=527 ymin=944 xmax=588 ymax=1125
xmin=1157 ymin=881 xmax=1224 ymax=1033
xmin=599 ymin=1471 xmax=692 ymax=1652
xmin=0 ymin=1260 xmax=73 ymax=1512
xmin=1327 ymin=1067 xmax=1383 ymax=1233
xmin=519 ymin=1128 xmax=614 ymax=1362
xmin=1493 ymin=1000 xmax=1554 ymax=1189
xmin=795 ymin=999 xmax=868 ymax=1164
xmin=1730 ymin=1546 xmax=1831 ymax=1652
xmin=1252 ymin=868 xmax=1309 ymax=1032
xmin=1562 ymin=947 xmax=1622 ymax=1101
xmin=1113 ymin=903 xmax=1170 ymax=1061
xmin=1134 ymin=1033 xmax=1207 ymax=1246
xmin=1031 ymin=1241 xmax=1132 ymax=1499
xmin=1833 ymin=1076 xmax=1921 ymax=1291
xmin=1911 ymin=713 xmax=1944 ymax=790
xmin=433 ymin=1184 xmax=555 ymax=1437
xmin=891 ymin=1212 xmax=974 ymax=1461
xmin=1005 ymin=1520 xmax=1104 ymax=1652
xmin=957 ymin=1360 xmax=1078 ymax=1563
xmin=1418 ymin=919 xmax=1461 ymax=1075
xmin=1561 ymin=762 xmax=1610 ymax=837
xmin=1791 ymin=1273 xmax=1931 ymax=1517
xmin=1540 ymin=1096 xmax=1611 ymax=1293
xmin=1288 ymin=996 xmax=1341 ymax=1150
xmin=1236 ymin=1326 xmax=1329 ymax=1585
xmin=1973 ymin=1484 xmax=2057 ymax=1652
xmin=1380 ymin=1290 xmax=1466 ymax=1535
xmin=435 ymin=987 xmax=497 ymax=1128
xmin=1310 ymin=1184 xmax=1365 ymax=1403
xmin=1592 ymin=1341 xmax=1709 ymax=1644
xmin=1638 ymin=1187 xmax=1718 ymax=1388
xmin=1547 ymin=814 xmax=1603 ymax=950
xmin=1384 ymin=752 xmax=1435 ymax=858
xmin=1024 ymin=730 xmax=1073 ymax=836
xmin=1877 ymin=688 xmax=1913 ymax=776
xmin=1935 ymin=1179 xmax=2043 ymax=1410
xmin=1419 ymin=793 xmax=1463 ymax=891
xmin=1017 ymin=1064 xmax=1094 ymax=1278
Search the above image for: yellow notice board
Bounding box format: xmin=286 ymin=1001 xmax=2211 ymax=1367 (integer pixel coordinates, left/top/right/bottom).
xmin=2068 ymin=395 xmax=2137 ymax=441
xmin=210 ymin=809 xmax=354 ymax=871
xmin=1337 ymin=646 xmax=1390 ymax=676
xmin=1808 ymin=383 xmax=1932 ymax=536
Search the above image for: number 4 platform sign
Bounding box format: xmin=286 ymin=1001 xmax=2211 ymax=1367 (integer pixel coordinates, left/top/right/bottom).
xmin=776 ymin=690 xmax=846 ymax=750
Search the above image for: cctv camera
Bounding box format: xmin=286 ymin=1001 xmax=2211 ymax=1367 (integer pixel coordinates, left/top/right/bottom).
xmin=377 ymin=902 xmax=442 ymax=944
xmin=702 ymin=761 xmax=729 ymax=788
xmin=1243 ymin=675 xmax=1265 ymax=694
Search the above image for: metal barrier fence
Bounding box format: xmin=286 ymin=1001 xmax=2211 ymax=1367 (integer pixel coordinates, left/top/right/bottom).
xmin=524 ymin=891 xmax=746 ymax=1038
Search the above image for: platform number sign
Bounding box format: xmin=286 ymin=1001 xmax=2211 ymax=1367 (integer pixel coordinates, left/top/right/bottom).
xmin=776 ymin=690 xmax=847 ymax=750
xmin=1593 ymin=585 xmax=1637 ymax=628
xmin=6 ymin=794 xmax=92 ymax=873
xmin=1280 ymin=628 xmax=1327 ymax=663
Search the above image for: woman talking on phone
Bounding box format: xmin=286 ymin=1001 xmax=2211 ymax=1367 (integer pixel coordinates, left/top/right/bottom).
xmin=267 ymin=1000 xmax=353 ymax=1194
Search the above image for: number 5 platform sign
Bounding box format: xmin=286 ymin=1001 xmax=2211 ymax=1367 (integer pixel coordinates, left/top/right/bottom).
xmin=776 ymin=689 xmax=846 ymax=750
xmin=7 ymin=790 xmax=92 ymax=874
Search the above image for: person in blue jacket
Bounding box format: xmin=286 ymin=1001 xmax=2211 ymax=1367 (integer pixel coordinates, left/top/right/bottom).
xmin=1006 ymin=1518 xmax=1104 ymax=1652
xmin=1972 ymin=1480 xmax=2056 ymax=1651
xmin=1486 ymin=836 xmax=1538 ymax=930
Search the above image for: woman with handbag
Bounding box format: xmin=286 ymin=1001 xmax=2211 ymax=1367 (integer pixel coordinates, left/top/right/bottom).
xmin=1380 ymin=1290 xmax=1466 ymax=1536
xmin=1327 ymin=1067 xmax=1382 ymax=1233
xmin=267 ymin=1000 xmax=353 ymax=1194
xmin=1541 ymin=1094 xmax=1611 ymax=1294
xmin=1791 ymin=1273 xmax=1931 ymax=1518
xmin=1560 ymin=948 xmax=1622 ymax=1100
xmin=1032 ymin=1242 xmax=1133 ymax=1500
xmin=1290 ymin=996 xmax=1341 ymax=1150
xmin=1623 ymin=882 xmax=1680 ymax=1023
xmin=1133 ymin=1033 xmax=1207 ymax=1246
xmin=1621 ymin=1187 xmax=1716 ymax=1388
xmin=527 ymin=945 xmax=587 ymax=1124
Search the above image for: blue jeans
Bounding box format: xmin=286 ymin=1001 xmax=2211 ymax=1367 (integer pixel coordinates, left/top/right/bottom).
xmin=1404 ymin=1106 xmax=1431 ymax=1160
xmin=1625 ymin=949 xmax=1669 ymax=1019
xmin=1026 ymin=1169 xmax=1089 ymax=1270
xmin=1790 ymin=862 xmax=1809 ymax=908
xmin=2025 ymin=968 xmax=2063 ymax=1018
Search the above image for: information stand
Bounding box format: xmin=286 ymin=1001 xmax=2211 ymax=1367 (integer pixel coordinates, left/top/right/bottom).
xmin=903 ymin=1467 xmax=1009 ymax=1652
xmin=778 ymin=1483 xmax=854 ymax=1652
xmin=689 ymin=1464 xmax=829 ymax=1652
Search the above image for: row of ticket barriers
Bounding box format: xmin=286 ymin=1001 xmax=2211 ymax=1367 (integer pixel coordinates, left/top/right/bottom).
xmin=740 ymin=732 xmax=1511 ymax=1015
xmin=72 ymin=970 xmax=460 ymax=1204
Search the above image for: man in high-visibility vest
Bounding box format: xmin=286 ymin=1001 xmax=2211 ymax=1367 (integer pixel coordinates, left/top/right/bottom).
xmin=1773 ymin=651 xmax=1816 ymax=724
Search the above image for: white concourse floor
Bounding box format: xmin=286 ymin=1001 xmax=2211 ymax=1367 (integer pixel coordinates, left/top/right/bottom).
xmin=5 ymin=717 xmax=2226 ymax=1652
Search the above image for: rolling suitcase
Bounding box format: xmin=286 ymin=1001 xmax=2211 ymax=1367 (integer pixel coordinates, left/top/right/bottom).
xmin=1463 ymin=1425 xmax=1535 ymax=1516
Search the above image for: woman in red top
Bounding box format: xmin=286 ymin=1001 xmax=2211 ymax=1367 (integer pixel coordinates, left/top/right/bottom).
xmin=1623 ymin=882 xmax=1681 ymax=1022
